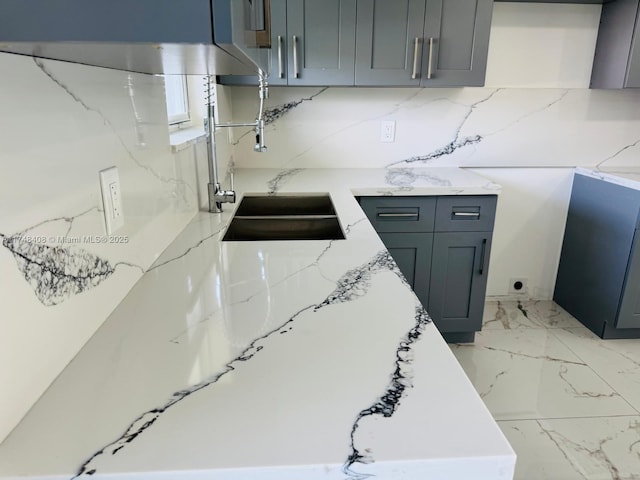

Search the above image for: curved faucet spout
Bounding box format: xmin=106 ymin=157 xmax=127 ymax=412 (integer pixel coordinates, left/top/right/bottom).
xmin=205 ymin=72 xmax=269 ymax=213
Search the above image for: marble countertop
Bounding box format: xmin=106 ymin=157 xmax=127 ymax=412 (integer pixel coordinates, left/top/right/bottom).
xmin=0 ymin=168 xmax=514 ymax=480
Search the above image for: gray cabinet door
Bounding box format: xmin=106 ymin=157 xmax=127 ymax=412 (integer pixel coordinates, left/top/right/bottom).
xmin=355 ymin=0 xmax=426 ymax=86
xmin=626 ymin=7 xmax=640 ymax=87
xmin=265 ymin=0 xmax=289 ymax=85
xmin=617 ymin=225 xmax=640 ymax=328
xmin=421 ymin=0 xmax=493 ymax=87
xmin=287 ymin=0 xmax=357 ymax=85
xmin=428 ymin=232 xmax=491 ymax=332
xmin=379 ymin=232 xmax=433 ymax=307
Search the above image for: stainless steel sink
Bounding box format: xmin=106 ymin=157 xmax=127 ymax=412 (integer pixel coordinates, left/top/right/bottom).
xmin=233 ymin=194 xmax=338 ymax=217
xmin=222 ymin=194 xmax=345 ymax=241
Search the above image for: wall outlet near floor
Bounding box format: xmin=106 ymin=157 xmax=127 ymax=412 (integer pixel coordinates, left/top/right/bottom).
xmin=99 ymin=166 xmax=124 ymax=235
xmin=380 ymin=120 xmax=396 ymax=143
xmin=509 ymin=277 xmax=528 ymax=295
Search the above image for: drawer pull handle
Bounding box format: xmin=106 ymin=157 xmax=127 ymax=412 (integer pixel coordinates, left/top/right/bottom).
xmin=453 ymin=212 xmax=480 ymax=218
xmin=427 ymin=37 xmax=434 ymax=80
xmin=277 ymin=35 xmax=284 ymax=78
xmin=479 ymin=238 xmax=487 ymax=275
xmin=292 ymin=35 xmax=300 ymax=78
xmin=378 ymin=213 xmax=419 ymax=218
xmin=411 ymin=37 xmax=420 ymax=80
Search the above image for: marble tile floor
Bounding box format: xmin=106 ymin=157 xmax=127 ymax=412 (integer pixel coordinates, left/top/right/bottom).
xmin=450 ymin=300 xmax=640 ymax=480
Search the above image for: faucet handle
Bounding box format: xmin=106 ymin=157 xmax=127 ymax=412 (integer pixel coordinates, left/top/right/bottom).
xmin=230 ymin=171 xmax=234 ymax=191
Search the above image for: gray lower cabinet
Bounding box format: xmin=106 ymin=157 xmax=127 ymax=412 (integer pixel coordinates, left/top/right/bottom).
xmin=359 ymin=194 xmax=497 ymax=343
xmin=554 ymin=173 xmax=640 ymax=338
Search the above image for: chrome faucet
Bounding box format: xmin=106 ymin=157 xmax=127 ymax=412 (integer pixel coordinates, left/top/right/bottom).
xmin=205 ymin=71 xmax=268 ymax=213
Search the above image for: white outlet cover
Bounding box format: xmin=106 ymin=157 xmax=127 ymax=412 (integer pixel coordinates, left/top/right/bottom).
xmin=380 ymin=120 xmax=396 ymax=143
xmin=99 ymin=166 xmax=124 ymax=235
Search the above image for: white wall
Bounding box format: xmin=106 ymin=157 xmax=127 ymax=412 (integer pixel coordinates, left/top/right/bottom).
xmin=227 ymin=2 xmax=640 ymax=301
xmin=485 ymin=3 xmax=601 ymax=88
xmin=0 ymin=53 xmax=199 ymax=443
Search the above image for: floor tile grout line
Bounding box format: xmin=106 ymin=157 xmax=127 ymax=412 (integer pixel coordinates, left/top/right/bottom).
xmin=547 ymin=326 xmax=640 ymax=416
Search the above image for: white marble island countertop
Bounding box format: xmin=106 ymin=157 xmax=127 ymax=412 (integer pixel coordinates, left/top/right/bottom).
xmin=0 ymin=168 xmax=514 ymax=480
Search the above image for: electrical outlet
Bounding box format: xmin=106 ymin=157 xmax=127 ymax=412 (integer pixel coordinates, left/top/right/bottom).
xmin=380 ymin=120 xmax=396 ymax=143
xmin=509 ymin=277 xmax=528 ymax=295
xmin=99 ymin=167 xmax=124 ymax=235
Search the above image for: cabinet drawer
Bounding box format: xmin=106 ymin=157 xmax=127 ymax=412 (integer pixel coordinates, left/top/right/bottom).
xmin=435 ymin=196 xmax=497 ymax=232
xmin=359 ymin=196 xmax=436 ymax=232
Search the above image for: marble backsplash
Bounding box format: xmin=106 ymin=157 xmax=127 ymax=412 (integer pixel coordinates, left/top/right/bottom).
xmin=230 ymin=86 xmax=640 ymax=171
xmin=0 ymin=53 xmax=198 ymax=443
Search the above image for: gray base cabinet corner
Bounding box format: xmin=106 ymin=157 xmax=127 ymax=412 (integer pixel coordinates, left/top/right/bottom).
xmin=554 ymin=173 xmax=640 ymax=338
xmin=359 ymin=194 xmax=497 ymax=343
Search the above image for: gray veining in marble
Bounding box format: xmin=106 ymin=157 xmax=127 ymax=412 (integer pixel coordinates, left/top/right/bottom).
xmin=1 ymin=233 xmax=114 ymax=307
xmin=596 ymin=138 xmax=640 ymax=171
xmin=344 ymin=305 xmax=430 ymax=480
xmin=385 ymin=168 xmax=454 ymax=190
xmin=71 ymin=249 xmax=417 ymax=477
xmin=263 ymin=87 xmax=328 ymax=125
xmin=34 ymin=58 xmax=193 ymax=197
xmin=266 ymin=168 xmax=305 ymax=194
xmin=0 ymin=207 xmax=141 ymax=306
xmin=386 ymin=89 xmax=502 ymax=167
xmin=147 ymin=227 xmax=226 ymax=272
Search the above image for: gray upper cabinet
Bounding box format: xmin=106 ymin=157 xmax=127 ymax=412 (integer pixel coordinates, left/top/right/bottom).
xmin=354 ymin=0 xmax=493 ymax=87
xmin=422 ymin=0 xmax=494 ymax=87
xmin=221 ymin=0 xmax=356 ymax=86
xmin=355 ymin=0 xmax=427 ymax=86
xmin=287 ymin=0 xmax=357 ymax=85
xmin=222 ymin=0 xmax=493 ymax=87
xmin=263 ymin=0 xmax=289 ymax=85
xmin=590 ymin=0 xmax=640 ymax=88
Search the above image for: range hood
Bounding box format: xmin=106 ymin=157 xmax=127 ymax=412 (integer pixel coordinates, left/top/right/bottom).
xmin=0 ymin=0 xmax=270 ymax=76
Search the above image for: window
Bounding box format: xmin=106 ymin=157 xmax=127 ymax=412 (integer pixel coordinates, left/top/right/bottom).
xmin=164 ymin=75 xmax=190 ymax=125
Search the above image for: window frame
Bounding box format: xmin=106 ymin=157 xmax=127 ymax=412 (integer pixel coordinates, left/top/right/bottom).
xmin=164 ymin=75 xmax=191 ymax=126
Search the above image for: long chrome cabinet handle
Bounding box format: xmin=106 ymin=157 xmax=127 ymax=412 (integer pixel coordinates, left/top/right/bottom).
xmin=453 ymin=212 xmax=481 ymax=218
xmin=277 ymin=35 xmax=284 ymax=78
xmin=427 ymin=37 xmax=434 ymax=80
xmin=377 ymin=213 xmax=419 ymax=218
xmin=292 ymin=35 xmax=299 ymax=78
xmin=411 ymin=37 xmax=420 ymax=80
xmin=479 ymin=238 xmax=487 ymax=275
